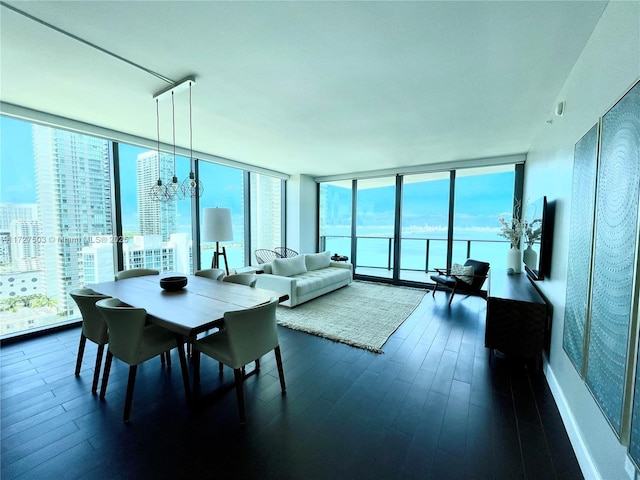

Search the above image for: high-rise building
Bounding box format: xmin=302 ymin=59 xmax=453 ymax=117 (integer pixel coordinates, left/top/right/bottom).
xmin=250 ymin=174 xmax=282 ymax=250
xmin=136 ymin=150 xmax=177 ymax=242
xmin=9 ymin=220 xmax=44 ymax=271
xmin=33 ymin=125 xmax=113 ymax=316
xmin=79 ymin=237 xmax=116 ymax=284
xmin=0 ymin=203 xmax=38 ymax=231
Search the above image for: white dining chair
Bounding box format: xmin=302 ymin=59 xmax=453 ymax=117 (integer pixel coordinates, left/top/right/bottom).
xmin=70 ymin=288 xmax=111 ymax=394
xmin=192 ymin=297 xmax=285 ymax=424
xmin=114 ymin=268 xmax=159 ymax=280
xmin=96 ymin=297 xmax=177 ymax=423
xmin=195 ymin=268 xmax=226 ymax=281
xmin=222 ymin=273 xmax=257 ymax=287
xmin=113 ymin=268 xmax=171 ymax=365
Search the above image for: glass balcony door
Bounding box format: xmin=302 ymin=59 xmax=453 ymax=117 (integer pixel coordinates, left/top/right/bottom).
xmin=319 ymin=180 xmax=353 ymax=261
xmin=399 ymin=172 xmax=451 ymax=283
xmin=452 ymin=166 xmax=516 ymax=272
xmin=355 ymin=177 xmax=396 ymax=279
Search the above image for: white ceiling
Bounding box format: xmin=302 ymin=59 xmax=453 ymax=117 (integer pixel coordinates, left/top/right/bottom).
xmin=0 ymin=1 xmax=607 ymax=178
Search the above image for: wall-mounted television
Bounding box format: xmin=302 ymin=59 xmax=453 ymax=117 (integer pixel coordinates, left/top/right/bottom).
xmin=523 ymin=196 xmax=555 ymax=281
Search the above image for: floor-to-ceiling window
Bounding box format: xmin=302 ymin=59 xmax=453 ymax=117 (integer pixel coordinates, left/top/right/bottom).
xmin=399 ymin=172 xmax=451 ymax=282
xmin=319 ymin=180 xmax=352 ymax=260
xmin=1 ymin=116 xmax=116 ymax=335
xmin=355 ymin=177 xmax=396 ymax=279
xmin=1 ymin=114 xmax=286 ymax=339
xmin=118 ymin=144 xmax=193 ymax=275
xmin=452 ymin=165 xmax=516 ymax=272
xmin=249 ymin=172 xmax=283 ymax=264
xmin=318 ymin=163 xmax=520 ymax=286
xmin=198 ymin=161 xmax=245 ymax=271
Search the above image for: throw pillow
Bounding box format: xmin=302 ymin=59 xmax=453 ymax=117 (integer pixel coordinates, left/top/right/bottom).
xmin=272 ymin=255 xmax=307 ymax=277
xmin=305 ymin=251 xmax=331 ymax=271
xmin=451 ymin=263 xmax=474 ymax=284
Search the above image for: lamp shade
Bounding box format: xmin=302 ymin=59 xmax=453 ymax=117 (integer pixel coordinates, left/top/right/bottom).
xmin=202 ymin=208 xmax=233 ymax=242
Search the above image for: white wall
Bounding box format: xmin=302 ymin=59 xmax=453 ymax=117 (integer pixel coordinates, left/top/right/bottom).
xmin=525 ymin=2 xmax=640 ymax=479
xmin=286 ymin=174 xmax=318 ymax=254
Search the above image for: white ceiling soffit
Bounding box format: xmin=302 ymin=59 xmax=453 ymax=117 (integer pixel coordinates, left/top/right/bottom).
xmin=0 ymin=1 xmax=607 ymax=178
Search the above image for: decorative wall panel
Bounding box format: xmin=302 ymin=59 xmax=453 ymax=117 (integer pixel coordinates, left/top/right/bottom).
xmin=563 ymin=124 xmax=598 ymax=374
xmin=586 ymin=80 xmax=640 ymax=437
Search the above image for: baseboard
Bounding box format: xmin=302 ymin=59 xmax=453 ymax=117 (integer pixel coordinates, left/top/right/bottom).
xmin=544 ymin=359 xmax=601 ymax=480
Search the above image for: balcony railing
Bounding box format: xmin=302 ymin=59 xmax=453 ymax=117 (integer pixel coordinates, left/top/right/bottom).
xmin=320 ymin=235 xmax=509 ymax=277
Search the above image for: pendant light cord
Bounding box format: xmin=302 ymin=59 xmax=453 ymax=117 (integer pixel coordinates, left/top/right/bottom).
xmin=172 ymin=91 xmax=177 ymax=175
xmin=156 ymin=98 xmax=161 ymax=182
xmin=189 ymin=82 xmax=193 ymax=161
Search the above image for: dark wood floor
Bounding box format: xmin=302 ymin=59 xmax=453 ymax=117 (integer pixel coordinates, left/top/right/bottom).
xmin=1 ymin=291 xmax=582 ymax=480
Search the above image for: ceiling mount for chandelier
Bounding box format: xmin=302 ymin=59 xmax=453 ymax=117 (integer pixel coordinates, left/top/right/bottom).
xmin=149 ymin=76 xmax=202 ymax=202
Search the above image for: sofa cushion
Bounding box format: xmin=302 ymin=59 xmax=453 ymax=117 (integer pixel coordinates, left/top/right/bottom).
xmin=272 ymin=255 xmax=307 ymax=277
xmin=305 ymin=251 xmax=331 ymax=271
xmin=294 ymin=267 xmax=352 ymax=296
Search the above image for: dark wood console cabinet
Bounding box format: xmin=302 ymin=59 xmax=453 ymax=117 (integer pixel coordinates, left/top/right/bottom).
xmin=485 ymin=273 xmax=549 ymax=365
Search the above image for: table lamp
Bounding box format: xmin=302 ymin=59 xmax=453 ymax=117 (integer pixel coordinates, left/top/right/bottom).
xmin=202 ymin=207 xmax=233 ymax=275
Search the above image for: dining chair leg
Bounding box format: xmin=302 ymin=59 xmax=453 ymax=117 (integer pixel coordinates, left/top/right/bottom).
xmin=75 ymin=334 xmax=87 ymax=376
xmin=274 ymin=346 xmax=286 ymax=393
xmin=165 ymin=351 xmax=172 ymax=367
xmin=92 ymin=344 xmax=105 ymax=394
xmin=233 ymin=368 xmax=246 ymax=425
xmin=123 ymin=365 xmax=138 ymax=423
xmin=100 ymin=351 xmax=113 ymax=399
xmin=432 ymin=287 xmax=437 ymax=298
xmin=219 ymin=361 xmax=224 ymax=374
xmin=254 ymin=358 xmax=260 ymax=371
xmin=160 ymin=352 xmax=166 ymax=366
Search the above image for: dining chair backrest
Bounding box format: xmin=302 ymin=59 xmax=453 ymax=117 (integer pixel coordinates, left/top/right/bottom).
xmin=223 ymin=274 xmax=257 ymax=288
xmin=222 ymin=297 xmax=279 ymax=369
xmin=195 ymin=268 xmax=225 ymax=281
xmin=70 ymin=288 xmax=111 ymax=345
xmin=96 ymin=298 xmax=151 ymax=365
xmin=115 ymin=268 xmax=160 ymax=280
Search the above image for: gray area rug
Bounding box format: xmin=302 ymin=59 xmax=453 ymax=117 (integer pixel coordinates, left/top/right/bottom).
xmin=276 ymin=281 xmax=426 ymax=353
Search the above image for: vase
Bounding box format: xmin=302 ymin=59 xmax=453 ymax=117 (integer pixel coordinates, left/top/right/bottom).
xmin=523 ymin=245 xmax=537 ymax=270
xmin=507 ymin=247 xmax=522 ymax=274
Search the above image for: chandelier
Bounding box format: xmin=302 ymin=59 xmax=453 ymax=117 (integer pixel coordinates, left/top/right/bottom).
xmin=149 ymin=77 xmax=203 ymax=202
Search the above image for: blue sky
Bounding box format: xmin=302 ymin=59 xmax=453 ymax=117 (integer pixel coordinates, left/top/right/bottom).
xmin=1 ymin=117 xmax=36 ymax=203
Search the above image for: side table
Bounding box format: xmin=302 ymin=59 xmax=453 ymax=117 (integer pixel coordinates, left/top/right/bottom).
xmin=234 ymin=265 xmax=264 ymax=274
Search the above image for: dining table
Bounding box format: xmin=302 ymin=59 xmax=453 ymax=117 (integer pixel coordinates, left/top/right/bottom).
xmin=89 ymin=273 xmax=289 ymax=403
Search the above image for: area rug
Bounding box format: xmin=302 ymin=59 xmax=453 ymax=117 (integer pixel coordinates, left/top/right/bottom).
xmin=276 ymin=281 xmax=426 ymax=353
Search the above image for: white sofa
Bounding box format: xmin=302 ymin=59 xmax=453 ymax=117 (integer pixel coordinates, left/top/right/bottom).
xmin=255 ymin=251 xmax=352 ymax=307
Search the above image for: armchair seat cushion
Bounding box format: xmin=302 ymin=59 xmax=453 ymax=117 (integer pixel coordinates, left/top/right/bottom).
xmin=429 ymin=274 xmax=458 ymax=288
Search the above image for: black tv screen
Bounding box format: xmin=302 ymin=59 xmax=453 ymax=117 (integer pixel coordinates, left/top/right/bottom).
xmin=523 ymin=196 xmax=555 ymax=281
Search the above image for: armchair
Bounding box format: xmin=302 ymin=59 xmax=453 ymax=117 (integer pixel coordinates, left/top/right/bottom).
xmin=430 ymin=259 xmax=490 ymax=306
xmin=255 ymin=249 xmax=279 ymax=264
xmin=273 ymin=247 xmax=298 ymax=258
